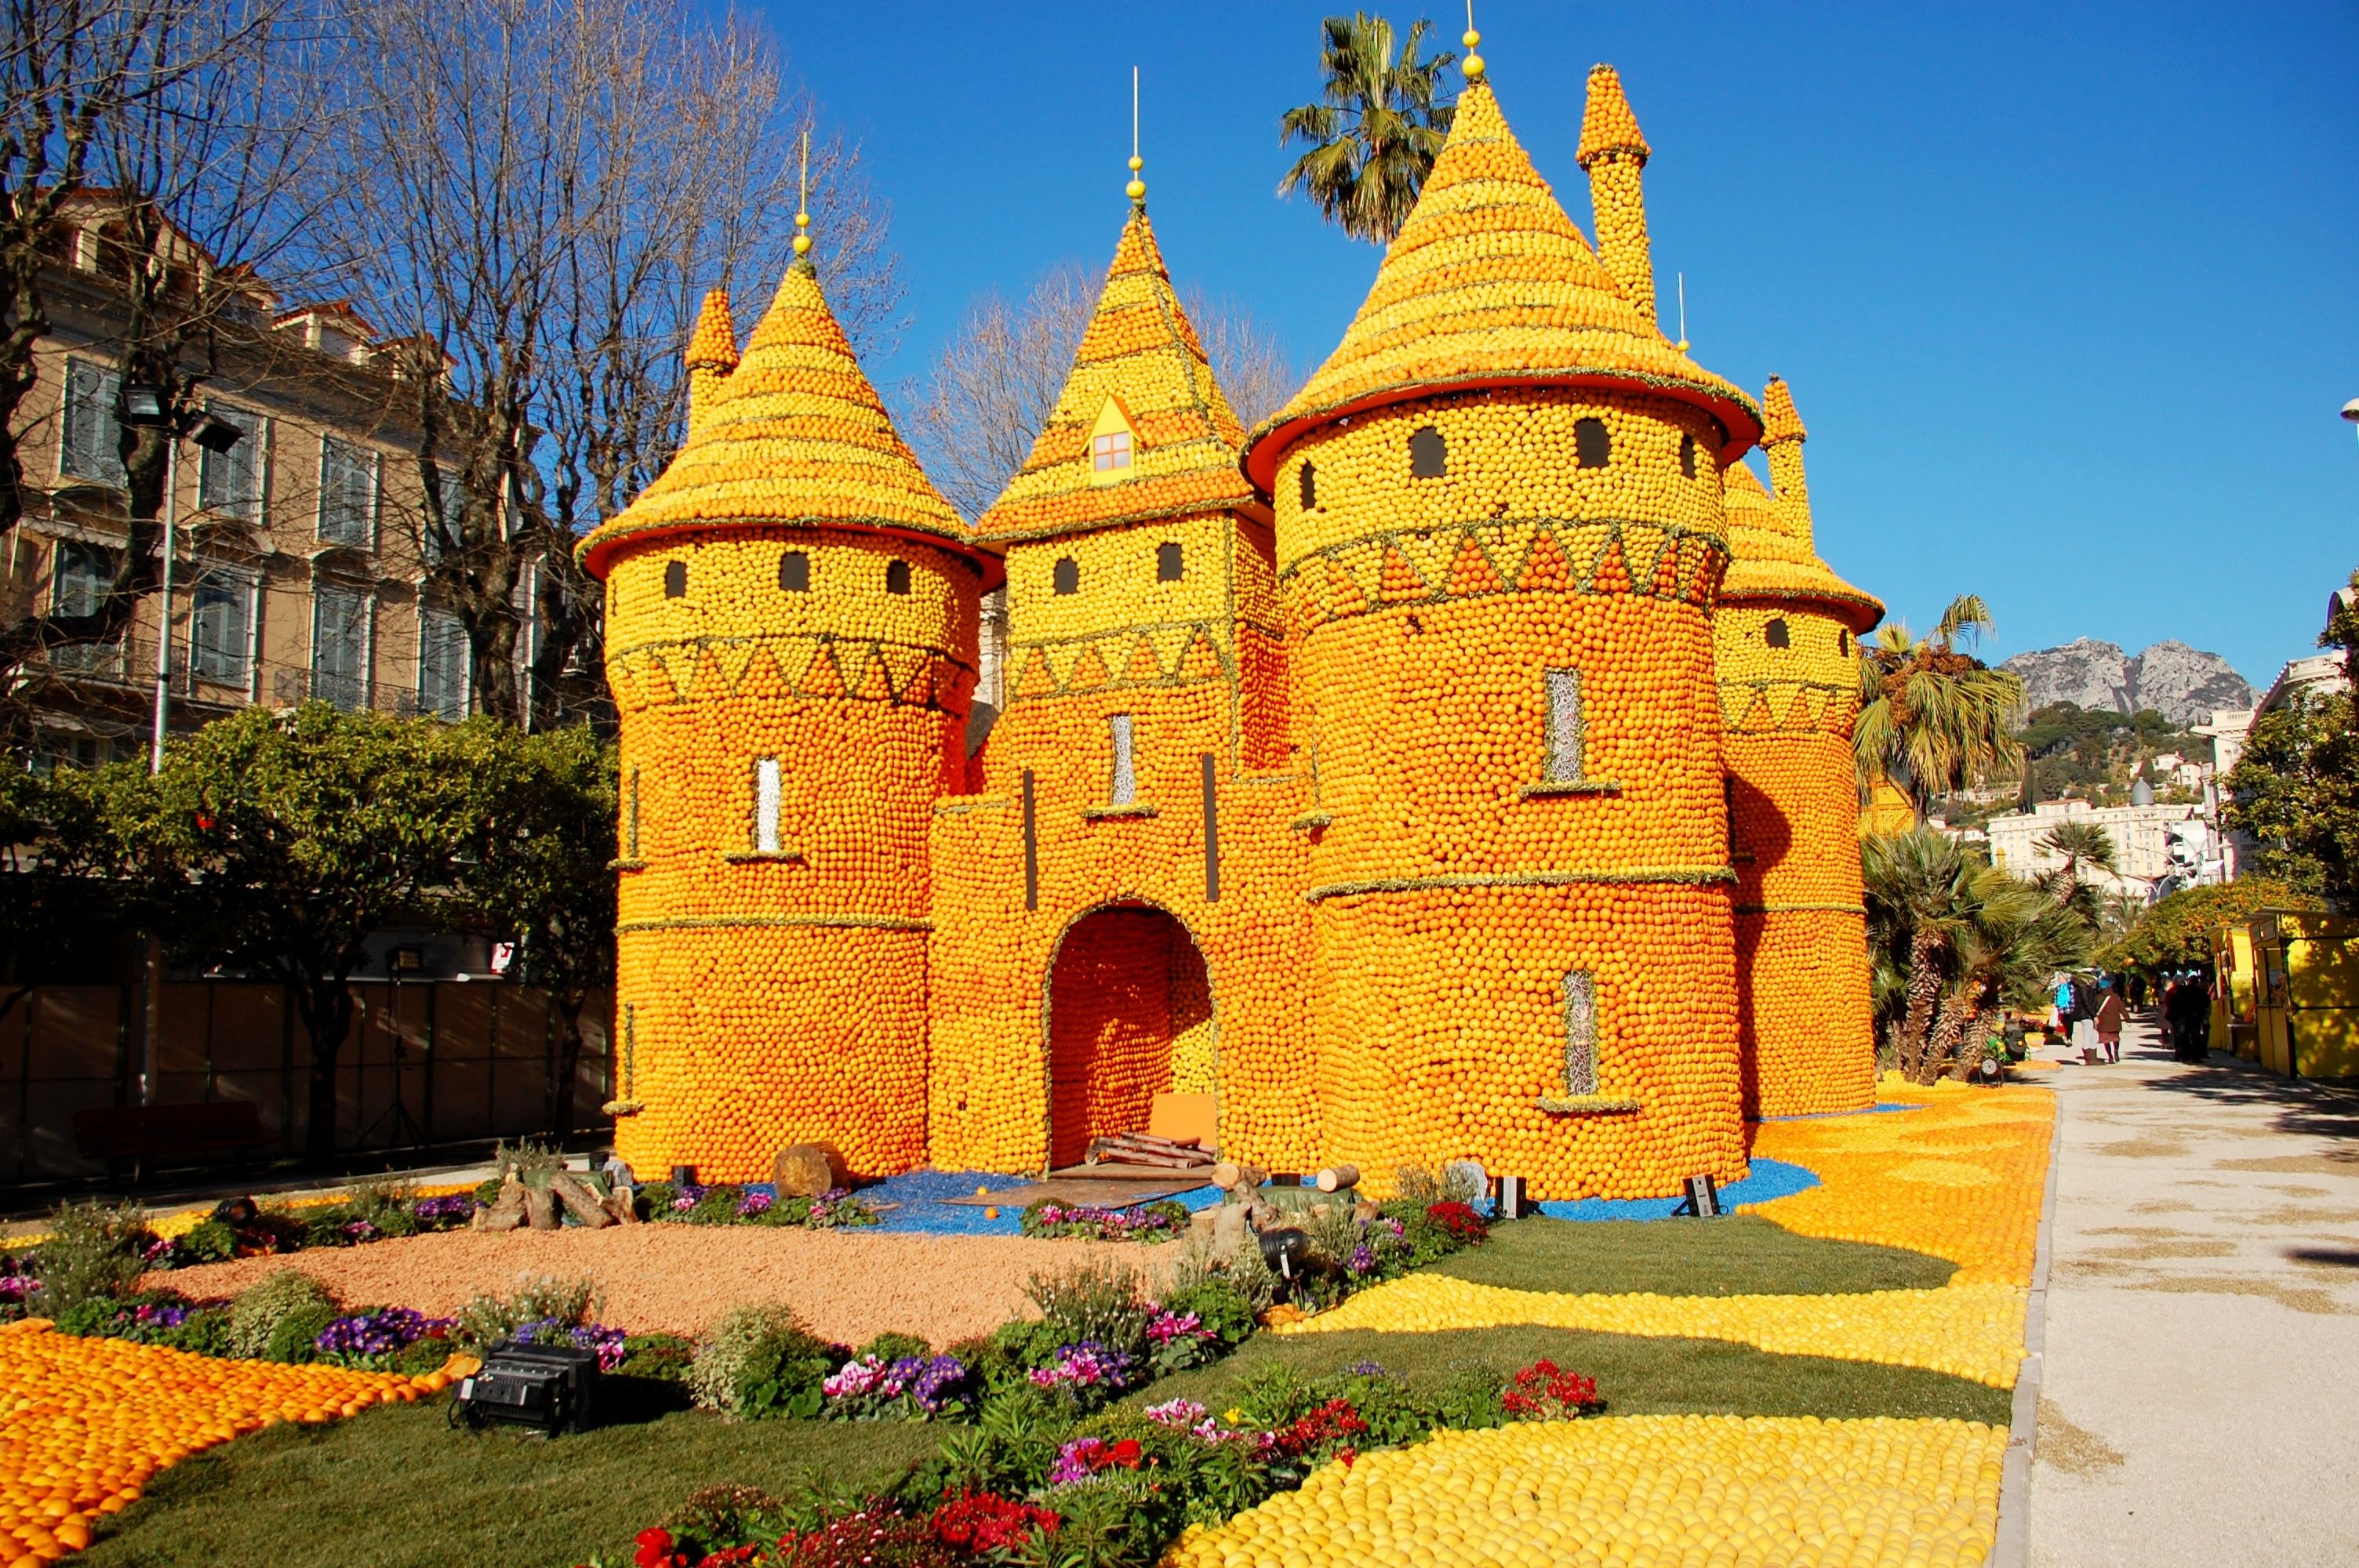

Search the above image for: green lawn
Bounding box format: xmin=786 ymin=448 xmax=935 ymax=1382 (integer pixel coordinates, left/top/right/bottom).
xmin=82 ymin=1396 xmax=940 ymax=1568
xmin=1429 ymin=1214 xmax=1956 ymax=1296
xmin=1133 ymin=1326 xmax=2008 ymax=1426
xmin=80 ymin=1218 xmax=1979 ymax=1566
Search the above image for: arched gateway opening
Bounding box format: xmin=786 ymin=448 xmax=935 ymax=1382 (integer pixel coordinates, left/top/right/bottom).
xmin=1046 ymin=906 xmax=1215 ymax=1169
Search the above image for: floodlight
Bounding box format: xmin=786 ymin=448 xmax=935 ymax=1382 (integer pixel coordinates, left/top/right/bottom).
xmin=189 ymin=415 xmax=244 ymax=454
xmin=119 ymin=384 xmax=169 ymax=426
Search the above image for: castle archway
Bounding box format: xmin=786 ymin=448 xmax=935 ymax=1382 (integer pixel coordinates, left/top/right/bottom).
xmin=1045 ymin=904 xmax=1216 ymax=1169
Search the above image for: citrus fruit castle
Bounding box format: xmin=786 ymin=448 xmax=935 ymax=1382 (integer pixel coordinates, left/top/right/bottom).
xmin=576 ymin=50 xmax=1887 ymax=1200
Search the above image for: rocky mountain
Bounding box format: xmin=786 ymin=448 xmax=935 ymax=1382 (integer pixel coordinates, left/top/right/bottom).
xmin=1999 ymin=639 xmax=2252 ymax=727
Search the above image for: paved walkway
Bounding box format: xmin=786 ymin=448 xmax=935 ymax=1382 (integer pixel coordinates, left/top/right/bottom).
xmin=2029 ymin=1011 xmax=2359 ymax=1566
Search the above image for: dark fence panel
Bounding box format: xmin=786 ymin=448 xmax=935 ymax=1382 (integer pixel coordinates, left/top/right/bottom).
xmin=0 ymin=981 xmax=613 ymax=1186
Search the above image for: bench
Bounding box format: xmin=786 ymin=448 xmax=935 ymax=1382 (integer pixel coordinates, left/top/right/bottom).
xmin=74 ymin=1101 xmax=271 ymax=1184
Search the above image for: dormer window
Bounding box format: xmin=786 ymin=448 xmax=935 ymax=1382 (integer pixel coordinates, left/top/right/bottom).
xmin=1087 ymin=397 xmax=1137 ymax=485
xmin=885 ymin=558 xmax=912 ymax=595
xmin=779 ymin=550 xmax=809 ymax=592
xmin=664 ymin=560 xmax=687 ymax=598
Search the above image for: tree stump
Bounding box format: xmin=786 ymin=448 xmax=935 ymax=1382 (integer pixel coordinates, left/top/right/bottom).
xmin=772 ymin=1144 xmax=837 ymax=1197
xmin=604 ymin=1182 xmax=639 ymax=1225
xmin=524 ymin=1181 xmax=560 ymax=1231
xmin=474 ymin=1177 xmax=528 ymax=1232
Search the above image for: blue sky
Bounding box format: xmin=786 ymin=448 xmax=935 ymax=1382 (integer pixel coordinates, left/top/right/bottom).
xmin=768 ymin=1 xmax=2359 ymax=692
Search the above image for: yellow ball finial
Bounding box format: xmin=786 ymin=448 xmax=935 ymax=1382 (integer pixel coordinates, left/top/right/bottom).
xmin=793 ymin=209 xmax=812 ymax=258
xmin=1128 ymin=68 xmax=1146 ymax=205
xmin=1462 ymin=2 xmax=1482 ymax=79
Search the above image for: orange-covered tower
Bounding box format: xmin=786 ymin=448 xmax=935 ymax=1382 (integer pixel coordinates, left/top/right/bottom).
xmin=578 ymin=249 xmax=992 ymax=1181
xmin=1241 ymin=56 xmax=1761 ymax=1198
xmin=1714 ymin=376 xmax=1884 ymax=1116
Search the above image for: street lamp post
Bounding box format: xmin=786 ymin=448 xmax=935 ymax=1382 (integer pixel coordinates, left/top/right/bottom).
xmin=2343 ymin=397 xmax=2359 ymax=449
xmin=120 ymin=387 xmax=243 ymax=775
xmin=118 ymin=387 xmax=243 ymax=1107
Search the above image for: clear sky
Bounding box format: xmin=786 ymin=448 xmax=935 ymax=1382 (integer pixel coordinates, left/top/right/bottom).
xmin=766 ymin=1 xmax=2359 ymax=692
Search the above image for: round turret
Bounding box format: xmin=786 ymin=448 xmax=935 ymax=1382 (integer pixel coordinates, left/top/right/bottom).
xmin=579 ymin=260 xmax=990 ymax=1182
xmin=1712 ymin=378 xmax=1884 ymax=1116
xmin=1241 ymin=76 xmax=1753 ymax=1200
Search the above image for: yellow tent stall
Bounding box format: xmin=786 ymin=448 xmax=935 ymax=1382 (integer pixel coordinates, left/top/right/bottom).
xmin=2215 ymin=911 xmax=2359 ymax=1079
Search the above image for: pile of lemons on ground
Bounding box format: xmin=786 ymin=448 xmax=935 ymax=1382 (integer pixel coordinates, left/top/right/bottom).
xmin=0 ymin=1320 xmax=469 ymax=1566
xmin=1168 ymin=1414 xmax=2006 ymax=1568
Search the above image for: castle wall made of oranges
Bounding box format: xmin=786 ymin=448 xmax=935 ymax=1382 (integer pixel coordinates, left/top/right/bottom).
xmin=1715 ymin=599 xmax=1878 ymax=1117
xmin=925 ymin=505 xmax=1319 ymax=1176
xmin=605 ymin=527 xmax=982 ymax=1182
xmin=1262 ymin=390 xmax=1747 ymax=1199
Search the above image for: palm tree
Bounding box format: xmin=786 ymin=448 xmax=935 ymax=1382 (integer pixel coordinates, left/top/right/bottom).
xmin=1855 ymin=594 xmax=2026 ymax=818
xmin=1277 ymin=13 xmax=1458 ymax=245
xmin=1864 ymin=828 xmax=2091 ymax=1083
xmin=2036 ymin=819 xmax=2117 ymax=927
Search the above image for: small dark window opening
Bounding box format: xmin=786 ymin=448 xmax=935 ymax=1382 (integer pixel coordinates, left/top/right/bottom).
xmin=1052 ymin=557 xmax=1079 ymax=596
xmin=1408 ymin=425 xmax=1446 ymax=478
xmin=1575 ymin=418 xmax=1611 ymax=469
xmin=1156 ymin=541 xmax=1183 ymax=582
xmin=885 ymin=558 xmax=912 ymax=595
xmin=1680 ymin=434 xmax=1698 ymax=478
xmin=663 ymin=559 xmax=687 ymax=598
xmin=1838 ymin=630 xmax=1852 ymax=655
xmin=779 ymin=550 xmax=810 ymax=592
xmin=1765 ymin=617 xmax=1790 ymax=648
xmin=1299 ymin=461 xmax=1317 ymax=510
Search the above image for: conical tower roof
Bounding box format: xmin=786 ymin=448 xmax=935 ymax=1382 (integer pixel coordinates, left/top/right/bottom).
xmin=1721 ymin=458 xmax=1882 ymax=632
xmin=1242 ymin=78 xmax=1759 ymax=488
xmin=579 ymin=263 xmax=978 ymax=580
xmin=976 ymin=208 xmax=1261 ymax=541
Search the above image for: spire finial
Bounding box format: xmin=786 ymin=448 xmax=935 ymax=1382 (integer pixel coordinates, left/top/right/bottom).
xmin=1125 ymin=67 xmax=1146 ymax=205
xmin=1461 ymin=0 xmax=1484 ymax=82
xmin=1675 ymin=272 xmax=1688 ymax=353
xmin=793 ymin=130 xmax=812 ymax=260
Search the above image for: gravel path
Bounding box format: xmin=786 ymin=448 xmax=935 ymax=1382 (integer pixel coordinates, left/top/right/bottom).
xmin=147 ymin=1227 xmax=1177 ymax=1345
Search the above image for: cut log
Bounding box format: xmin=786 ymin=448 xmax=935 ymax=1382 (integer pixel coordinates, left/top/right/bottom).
xmin=549 ymin=1171 xmax=615 ymax=1229
xmin=772 ymin=1143 xmax=838 ymax=1197
xmin=1314 ymin=1164 xmax=1361 ymax=1193
xmin=523 ymin=1181 xmax=560 ymax=1231
xmin=604 ymin=1181 xmax=640 ymax=1225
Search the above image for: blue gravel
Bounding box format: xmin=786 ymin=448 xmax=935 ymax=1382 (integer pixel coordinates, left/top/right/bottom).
xmin=851 ymin=1170 xmax=1221 ymax=1236
xmin=1757 ymin=1102 xmax=1920 ymax=1123
xmin=1532 ymin=1155 xmax=1820 ymax=1222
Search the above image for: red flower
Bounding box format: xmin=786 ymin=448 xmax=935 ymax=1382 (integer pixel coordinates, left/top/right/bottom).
xmin=1275 ymin=1398 xmax=1369 ymax=1457
xmin=930 ymin=1490 xmax=1059 ymax=1552
xmin=1502 ymin=1359 xmax=1601 ymax=1418
xmin=1425 ymin=1202 xmax=1490 ymax=1243
xmin=633 ymin=1528 xmax=688 ymax=1568
xmin=1104 ymin=1439 xmax=1143 ymax=1469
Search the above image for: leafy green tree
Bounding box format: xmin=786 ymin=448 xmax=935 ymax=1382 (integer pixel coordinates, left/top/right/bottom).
xmin=455 ymin=726 xmax=616 ymax=1142
xmin=136 ymin=705 xmax=503 ymax=1165
xmin=2099 ymin=877 xmax=2320 ymax=975
xmin=1855 ymin=595 xmax=2025 ymax=818
xmin=2222 ymin=576 xmax=2359 ymax=904
xmin=1277 ymin=13 xmax=1457 ymax=245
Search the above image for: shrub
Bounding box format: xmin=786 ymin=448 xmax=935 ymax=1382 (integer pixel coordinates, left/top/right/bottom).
xmin=1024 ymin=1258 xmax=1150 ymax=1364
xmin=689 ymin=1303 xmax=838 ymax=1419
xmin=822 ymin=1352 xmax=973 ymax=1421
xmin=1424 ymin=1201 xmax=1489 ymax=1245
xmin=1157 ymin=1279 xmax=1256 ymax=1352
xmin=1222 ymin=1240 xmax=1278 ymax=1314
xmin=616 ymin=1331 xmax=699 ymax=1381
xmin=33 ymin=1201 xmax=154 ymax=1314
xmin=173 ymin=1219 xmax=237 ymax=1265
xmin=346 ymin=1179 xmax=423 ymax=1240
xmin=227 ymin=1269 xmax=340 ymax=1359
xmin=55 ymin=1291 xmax=231 ymax=1356
xmin=453 ymin=1273 xmax=602 ymax=1350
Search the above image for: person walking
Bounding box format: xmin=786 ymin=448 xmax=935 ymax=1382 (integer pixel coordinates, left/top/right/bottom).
xmin=2167 ymin=971 xmax=2212 ymax=1063
xmin=2095 ymin=979 xmax=2125 ymax=1064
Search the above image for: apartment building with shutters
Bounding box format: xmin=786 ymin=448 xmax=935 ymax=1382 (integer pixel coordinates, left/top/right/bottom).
xmin=5 ymin=200 xmax=537 ymax=769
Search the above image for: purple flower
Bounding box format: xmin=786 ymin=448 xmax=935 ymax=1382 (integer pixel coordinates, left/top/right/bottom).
xmin=413 ymin=1196 xmax=475 ymax=1222
xmin=1347 ymin=1244 xmax=1377 ymax=1275
xmin=316 ymin=1306 xmax=450 ymax=1358
xmin=133 ymin=1302 xmax=187 ymax=1328
xmin=1027 ymin=1340 xmax=1136 ymax=1392
xmin=1047 ymin=1437 xmax=1107 ymax=1484
xmin=735 ymin=1190 xmax=773 ymax=1217
xmin=0 ymin=1275 xmax=35 ymax=1304
xmin=140 ymin=1238 xmax=173 ymax=1264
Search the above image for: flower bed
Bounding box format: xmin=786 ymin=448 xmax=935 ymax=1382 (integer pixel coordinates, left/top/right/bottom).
xmin=633 ymin=1181 xmax=880 ymax=1231
xmin=1017 ymin=1197 xmax=1189 ymax=1242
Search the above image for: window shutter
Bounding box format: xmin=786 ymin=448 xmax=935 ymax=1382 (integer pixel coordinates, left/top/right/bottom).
xmin=61 ymin=361 xmax=125 ymax=487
